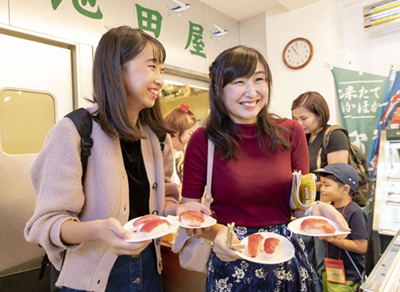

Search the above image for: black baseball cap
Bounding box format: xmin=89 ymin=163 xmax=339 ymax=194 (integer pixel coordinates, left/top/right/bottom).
xmin=315 ymin=163 xmax=359 ymax=191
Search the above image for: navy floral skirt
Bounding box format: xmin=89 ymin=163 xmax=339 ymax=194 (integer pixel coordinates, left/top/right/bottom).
xmin=205 ymin=224 xmax=315 ymax=292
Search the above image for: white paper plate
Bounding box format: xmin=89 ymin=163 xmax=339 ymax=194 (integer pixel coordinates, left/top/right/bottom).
xmin=167 ymin=214 xmax=217 ymax=229
xmin=236 ymin=232 xmax=294 ymax=265
xmin=287 ymin=216 xmax=351 ymax=237
xmin=123 ymin=216 xmax=179 ymax=242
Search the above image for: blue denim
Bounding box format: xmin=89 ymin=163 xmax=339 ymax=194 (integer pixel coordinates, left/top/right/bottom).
xmin=300 ymin=235 xmax=324 ymax=292
xmin=62 ymin=241 xmax=162 ymax=292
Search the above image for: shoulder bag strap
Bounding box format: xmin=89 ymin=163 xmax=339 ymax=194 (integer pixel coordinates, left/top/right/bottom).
xmin=205 ymin=139 xmax=215 ymax=209
xmin=344 ymin=250 xmax=365 ymax=282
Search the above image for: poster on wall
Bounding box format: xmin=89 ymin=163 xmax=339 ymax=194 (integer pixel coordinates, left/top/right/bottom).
xmin=331 ymin=67 xmax=389 ymax=157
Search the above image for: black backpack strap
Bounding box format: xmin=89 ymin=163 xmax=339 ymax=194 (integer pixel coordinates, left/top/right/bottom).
xmin=38 ymin=252 xmax=50 ymax=280
xmin=65 ymin=108 xmax=93 ymax=184
xmin=322 ymin=125 xmax=349 ymax=153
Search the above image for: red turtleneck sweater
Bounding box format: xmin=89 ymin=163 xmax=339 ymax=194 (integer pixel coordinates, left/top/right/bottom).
xmin=181 ymin=119 xmax=309 ymax=228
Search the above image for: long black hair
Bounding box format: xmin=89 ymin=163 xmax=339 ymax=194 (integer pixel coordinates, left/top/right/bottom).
xmin=205 ymin=45 xmax=291 ymax=160
xmin=91 ymin=26 xmax=173 ymax=140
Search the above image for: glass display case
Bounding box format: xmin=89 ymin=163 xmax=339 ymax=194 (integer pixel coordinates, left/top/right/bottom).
xmin=373 ymin=129 xmax=400 ymax=237
xmin=371 ymin=129 xmax=400 ymax=269
xmin=360 ymin=229 xmax=400 ymax=292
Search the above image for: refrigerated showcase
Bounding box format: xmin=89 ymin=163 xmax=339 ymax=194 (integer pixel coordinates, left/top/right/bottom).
xmin=361 ymin=129 xmax=400 ymax=291
xmin=360 ymin=229 xmax=400 ymax=291
xmin=372 ymin=129 xmax=400 ymax=239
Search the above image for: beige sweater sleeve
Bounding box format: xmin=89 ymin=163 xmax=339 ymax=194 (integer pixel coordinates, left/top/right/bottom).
xmin=24 ymin=118 xmax=84 ymax=268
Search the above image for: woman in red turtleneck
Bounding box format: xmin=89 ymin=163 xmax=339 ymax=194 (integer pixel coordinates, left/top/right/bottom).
xmin=178 ymin=45 xmax=349 ymax=292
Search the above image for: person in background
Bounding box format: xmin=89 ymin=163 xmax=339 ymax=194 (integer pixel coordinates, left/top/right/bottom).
xmin=164 ymin=104 xmax=196 ymax=188
xmin=292 ymin=91 xmax=350 ymax=175
xmin=178 ymin=45 xmax=350 ymax=291
xmin=316 ymin=163 xmax=368 ymax=292
xmin=292 ymin=91 xmax=350 ymax=292
xmin=24 ymin=26 xmax=184 ymax=292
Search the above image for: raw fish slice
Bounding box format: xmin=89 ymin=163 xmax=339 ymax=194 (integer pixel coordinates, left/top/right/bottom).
xmin=300 ymin=218 xmax=336 ymax=234
xmin=247 ymin=233 xmax=264 ymax=258
xmin=133 ymin=214 xmax=160 ymax=229
xmin=139 ymin=219 xmax=171 ymax=235
xmin=263 ymin=237 xmax=281 ymax=255
xmin=179 ymin=210 xmax=205 ymax=227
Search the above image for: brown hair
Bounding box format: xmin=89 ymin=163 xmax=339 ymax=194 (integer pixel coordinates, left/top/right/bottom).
xmin=206 ymin=45 xmax=291 ymax=160
xmin=291 ymin=91 xmax=330 ymax=128
xmin=91 ymin=26 xmax=172 ymax=140
xmin=164 ymin=107 xmax=196 ymax=142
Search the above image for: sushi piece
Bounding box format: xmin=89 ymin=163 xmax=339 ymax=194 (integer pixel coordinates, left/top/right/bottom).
xmin=132 ymin=214 xmax=160 ymax=231
xmin=247 ymin=233 xmax=264 ymax=258
xmin=179 ymin=210 xmax=205 ymax=227
xmin=139 ymin=219 xmax=171 ymax=236
xmin=300 ymin=218 xmax=336 ymax=234
xmin=263 ymin=237 xmax=281 ymax=258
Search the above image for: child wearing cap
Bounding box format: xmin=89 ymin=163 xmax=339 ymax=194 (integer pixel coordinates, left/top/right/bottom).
xmin=316 ymin=162 xmax=368 ymax=291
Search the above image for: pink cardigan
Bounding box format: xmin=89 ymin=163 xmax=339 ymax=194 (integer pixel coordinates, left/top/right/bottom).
xmin=24 ymin=106 xmax=179 ymax=291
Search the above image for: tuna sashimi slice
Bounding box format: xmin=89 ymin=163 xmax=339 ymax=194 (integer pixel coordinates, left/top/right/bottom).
xmin=179 ymin=210 xmax=205 ymax=227
xmin=247 ymin=233 xmax=264 ymax=258
xmin=132 ymin=214 xmax=160 ymax=228
xmin=300 ymin=218 xmax=336 ymax=234
xmin=263 ymin=237 xmax=281 ymax=255
xmin=139 ymin=219 xmax=171 ymax=234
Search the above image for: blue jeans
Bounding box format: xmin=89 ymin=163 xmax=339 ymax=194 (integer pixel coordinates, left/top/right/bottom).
xmin=62 ymin=241 xmax=162 ymax=292
xmin=300 ymin=235 xmax=325 ymax=292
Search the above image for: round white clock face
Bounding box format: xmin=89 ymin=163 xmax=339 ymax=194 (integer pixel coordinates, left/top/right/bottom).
xmin=282 ymin=38 xmax=313 ymax=70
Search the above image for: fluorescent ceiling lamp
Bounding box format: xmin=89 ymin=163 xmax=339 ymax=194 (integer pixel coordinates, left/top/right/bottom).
xmin=364 ymin=0 xmax=400 ymax=28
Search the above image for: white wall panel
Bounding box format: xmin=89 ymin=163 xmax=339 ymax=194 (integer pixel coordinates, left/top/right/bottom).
xmin=9 ymin=0 xmax=135 ymax=46
xmin=203 ymin=5 xmax=240 ymax=69
xmin=265 ymin=0 xmax=400 ymax=123
xmin=134 ymin=0 xmax=208 ymax=73
xmin=240 ymin=12 xmax=267 ymax=58
xmin=0 ymin=0 xmax=8 ymax=25
xmin=265 ymin=1 xmax=335 ymax=121
xmin=7 ymin=0 xmax=240 ymax=74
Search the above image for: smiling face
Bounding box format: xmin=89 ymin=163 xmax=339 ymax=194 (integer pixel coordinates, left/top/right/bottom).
xmin=292 ymin=106 xmax=321 ymax=135
xmin=122 ymin=43 xmax=164 ymax=120
xmin=221 ymin=62 xmax=268 ymax=124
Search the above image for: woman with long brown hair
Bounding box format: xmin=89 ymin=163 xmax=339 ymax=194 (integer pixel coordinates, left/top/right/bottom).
xmin=179 ymin=46 xmax=349 ymax=291
xmin=24 ymin=26 xmax=183 ymax=292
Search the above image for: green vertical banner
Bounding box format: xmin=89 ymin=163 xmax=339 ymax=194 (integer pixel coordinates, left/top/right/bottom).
xmin=331 ymin=67 xmax=388 ymax=157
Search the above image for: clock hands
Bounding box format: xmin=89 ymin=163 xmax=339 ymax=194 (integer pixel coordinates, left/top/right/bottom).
xmin=291 ymin=46 xmax=300 ymax=56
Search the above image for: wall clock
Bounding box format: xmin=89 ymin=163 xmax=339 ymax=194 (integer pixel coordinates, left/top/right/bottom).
xmin=282 ymin=38 xmax=313 ymax=70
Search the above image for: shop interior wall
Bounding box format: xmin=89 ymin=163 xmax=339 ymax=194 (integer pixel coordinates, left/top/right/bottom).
xmin=3 ymin=0 xmax=399 ymax=123
xmin=264 ymin=0 xmax=400 ymax=123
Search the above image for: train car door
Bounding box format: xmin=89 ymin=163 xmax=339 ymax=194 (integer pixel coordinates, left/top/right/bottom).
xmin=0 ymin=29 xmax=74 ymax=290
